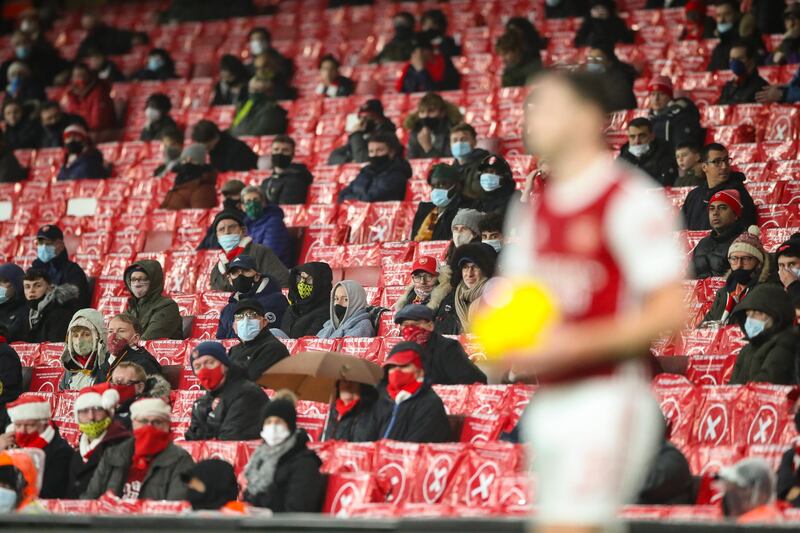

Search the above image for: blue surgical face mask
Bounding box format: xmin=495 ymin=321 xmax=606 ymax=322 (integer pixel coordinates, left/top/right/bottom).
xmin=586 ymin=62 xmax=605 ymax=73
xmin=628 ymin=143 xmax=650 ymax=158
xmin=0 ymin=487 xmax=16 ymax=513
xmin=451 ymin=141 xmax=472 ymax=160
xmin=147 ymin=56 xmax=165 ymax=71
xmin=236 ymin=317 xmax=261 ymax=342
xmin=744 ymin=316 xmax=766 ymax=339
xmin=218 ymin=234 xmax=241 ymax=252
xmin=483 ymin=239 xmax=502 ymax=253
xmin=0 ymin=286 xmax=8 ymax=304
xmin=729 ymin=59 xmax=747 ymax=77
xmin=479 ymin=173 xmax=502 ymax=192
xmin=15 ymin=46 xmax=29 ymax=60
xmin=431 ymin=188 xmax=452 ymax=207
xmin=37 ymin=244 xmax=57 ymax=263
xmin=717 ymin=21 xmax=734 ymax=34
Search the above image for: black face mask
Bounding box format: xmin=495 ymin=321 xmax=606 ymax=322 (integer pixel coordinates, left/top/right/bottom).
xmin=394 ymin=24 xmax=413 ymax=39
xmin=421 ymin=117 xmax=441 ymax=130
xmin=232 ymin=275 xmax=256 ymax=294
xmin=65 ymin=140 xmax=84 ymax=154
xmin=271 ymin=153 xmax=292 ymax=169
xmin=362 ymin=119 xmax=376 ymax=133
xmin=186 ymin=487 xmax=226 ymax=511
xmin=369 ymin=155 xmax=391 ymax=170
xmin=27 ymin=297 xmax=44 ymax=310
xmin=334 ymin=304 xmax=347 ymax=321
xmin=726 ymin=268 xmax=755 ymax=291
xmin=222 ymin=197 xmax=241 ymax=211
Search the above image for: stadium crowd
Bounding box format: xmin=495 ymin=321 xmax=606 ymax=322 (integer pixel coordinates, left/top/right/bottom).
xmin=0 ymin=0 xmax=799 ymax=523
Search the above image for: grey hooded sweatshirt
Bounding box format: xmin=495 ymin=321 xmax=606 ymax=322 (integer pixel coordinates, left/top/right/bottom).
xmin=316 ymin=280 xmax=375 ymax=339
xmin=59 ymin=308 xmax=109 ymax=390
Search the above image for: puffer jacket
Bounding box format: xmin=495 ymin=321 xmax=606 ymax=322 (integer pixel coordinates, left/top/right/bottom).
xmin=279 ymin=262 xmax=333 ymax=339
xmin=337 ymin=157 xmax=412 ymax=203
xmin=368 ymin=380 xmax=452 ymax=443
xmin=0 ymin=263 xmax=27 ymax=342
xmin=394 ymin=265 xmax=453 ymax=315
xmin=124 ymin=260 xmax=183 ymax=340
xmin=244 ymin=204 xmax=292 ymax=267
xmin=691 ymin=221 xmax=744 ymax=279
xmin=728 ymin=285 xmax=800 ymax=385
xmin=59 ymin=308 xmax=109 ymax=391
xmin=316 ymin=280 xmax=375 ymax=339
xmin=25 ymin=283 xmax=80 ymax=343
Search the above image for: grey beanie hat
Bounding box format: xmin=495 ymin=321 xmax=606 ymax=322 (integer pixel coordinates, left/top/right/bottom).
xmin=181 ymin=143 xmax=208 ymax=165
xmin=451 ymin=208 xmax=484 ymax=235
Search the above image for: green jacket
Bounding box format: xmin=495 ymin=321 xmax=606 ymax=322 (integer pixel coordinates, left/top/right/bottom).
xmin=81 ymin=438 xmax=194 ymax=500
xmin=729 ymin=284 xmax=800 ymax=385
xmin=230 ymin=97 xmax=288 ymax=137
xmin=124 ymin=260 xmax=183 ymax=340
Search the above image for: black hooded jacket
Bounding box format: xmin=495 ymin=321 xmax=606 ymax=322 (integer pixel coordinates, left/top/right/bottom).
xmin=42 ymin=425 xmax=77 ymax=499
xmin=681 ymin=172 xmax=758 ymax=231
xmin=323 ymin=383 xmax=379 ymax=442
xmin=691 ymin=220 xmax=745 ymax=279
xmin=473 ymin=171 xmax=521 ymax=217
xmin=280 ymin=262 xmax=334 ymax=338
xmin=420 ymin=333 xmax=487 ymax=385
xmin=729 ymin=285 xmax=799 ymax=385
xmin=228 ymin=327 xmax=290 ymax=381
xmin=0 ymin=263 xmax=27 ymax=341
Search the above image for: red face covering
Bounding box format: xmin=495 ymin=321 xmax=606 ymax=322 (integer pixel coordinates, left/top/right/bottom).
xmin=111 ymin=383 xmax=138 ymax=404
xmin=335 ymin=398 xmax=360 ymax=421
xmin=196 ymin=365 xmax=225 ymax=391
xmin=401 ymin=325 xmax=432 ymax=345
xmin=15 ymin=430 xmax=48 ymax=449
xmin=107 ymin=334 xmax=129 ymax=356
xmin=132 ymin=425 xmax=171 ymax=470
xmin=386 ymin=368 xmax=423 ymax=400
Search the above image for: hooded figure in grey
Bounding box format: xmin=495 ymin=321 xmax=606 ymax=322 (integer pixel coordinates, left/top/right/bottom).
xmin=60 ymin=308 xmax=109 ymax=390
xmin=316 ymin=280 xmax=375 ymax=339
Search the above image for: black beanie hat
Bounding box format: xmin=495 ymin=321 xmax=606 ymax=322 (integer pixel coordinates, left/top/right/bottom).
xmin=261 ymin=398 xmax=297 ymax=432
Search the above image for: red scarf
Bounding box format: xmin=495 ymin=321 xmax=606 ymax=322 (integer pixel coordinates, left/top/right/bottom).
xmin=131 ymin=426 xmax=171 ymax=471
xmin=335 ymin=398 xmax=359 ymax=421
xmin=15 ymin=425 xmax=54 ymax=449
xmin=224 ymin=245 xmax=245 ymax=262
xmin=401 ymin=325 xmax=432 ymax=345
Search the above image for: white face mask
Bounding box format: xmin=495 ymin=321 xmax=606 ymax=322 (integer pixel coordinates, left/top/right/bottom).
xmin=250 ymin=40 xmax=266 ymax=56
xmin=261 ymin=423 xmax=290 ymax=447
xmin=144 ymin=107 xmax=161 ymax=123
xmin=0 ymin=487 xmax=16 ymax=512
xmin=452 ymin=230 xmax=474 ymax=248
xmin=628 ymin=143 xmax=650 ymax=158
xmin=131 ymin=281 xmax=150 ymax=299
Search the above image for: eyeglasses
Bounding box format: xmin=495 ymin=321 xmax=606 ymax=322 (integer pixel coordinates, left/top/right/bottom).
xmin=412 ymin=273 xmax=435 ymax=283
xmin=110 ymin=379 xmax=141 ymax=387
xmin=728 ymin=255 xmax=757 ymax=265
xmin=705 ymin=157 xmax=731 ymax=166
xmin=233 ymin=311 xmax=261 ymax=320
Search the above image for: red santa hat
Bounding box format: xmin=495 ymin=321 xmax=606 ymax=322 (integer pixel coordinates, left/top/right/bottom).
xmin=63 ymin=123 xmax=89 ymax=141
xmin=73 ymin=383 xmax=120 ymax=422
xmin=7 ymin=396 xmax=52 ymax=423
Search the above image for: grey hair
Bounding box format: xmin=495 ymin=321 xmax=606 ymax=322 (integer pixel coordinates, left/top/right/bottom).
xmin=241 ymin=185 xmax=266 ymax=204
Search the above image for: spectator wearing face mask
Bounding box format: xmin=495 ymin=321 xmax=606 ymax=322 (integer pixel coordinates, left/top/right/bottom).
xmin=30 ymin=224 xmax=90 ymax=308
xmin=574 ymin=0 xmax=635 ymax=47
xmin=771 ymin=4 xmax=800 ymax=65
xmin=67 ymin=383 xmax=130 ymax=498
xmin=217 ymin=256 xmax=288 ymax=340
xmin=185 ymin=341 xmax=269 ymax=441
xmin=728 ymin=285 xmax=799 ymax=385
xmin=56 ymin=124 xmax=110 ymax=181
xmin=473 ymin=154 xmax=520 ymax=217
xmin=718 ymin=459 xmax=782 ymax=524
xmin=227 ymin=299 xmax=290 ymax=381
xmin=4 ymin=60 xmax=46 ymax=107
xmin=23 ymin=268 xmax=79 ymax=343
xmin=1 ymin=30 xmax=68 ymax=89
xmin=37 ymin=100 xmax=87 ymax=149
xmin=279 ymin=263 xmax=334 ymax=339
xmin=395 ymin=306 xmax=486 ymax=385
xmin=436 ymin=242 xmax=497 ymax=335
xmin=777 ymin=396 xmax=800 ymax=508
xmin=405 ymin=92 xmax=462 ymax=160
xmin=260 ymin=135 xmax=312 ymax=205
xmin=153 ymin=126 xmax=184 ymax=178
xmin=191 ymin=119 xmax=258 ymax=172
xmin=210 ymin=211 xmax=290 ymax=291
xmin=327 ymin=99 xmax=397 ymax=165
xmin=718 ymin=41 xmax=768 ymax=105
xmin=0 ymin=449 xmax=46 ymax=513
xmin=212 ymin=54 xmax=250 ymax=106
xmin=323 ymin=381 xmax=380 ymax=442
xmin=448 ymin=208 xmax=484 ymax=261
xmin=196 ymin=179 xmax=246 ymax=251
xmin=59 ymin=309 xmax=109 ymax=391
xmin=411 ymin=164 xmax=471 ymax=242
xmin=373 ymin=12 xmax=417 ymax=64
xmin=317 ymin=280 xmax=375 ymax=339
xmin=704 ymin=226 xmax=775 ymax=324
xmin=369 ymin=343 xmax=453 ymax=443
xmin=159 ymin=143 xmax=218 ymax=210
xmin=618 ymin=117 xmax=678 ymax=186
xmin=241 ymin=186 xmax=291 ymax=267
xmin=132 ymin=49 xmax=177 ymax=81
xmin=420 ymin=9 xmax=461 ymax=58
xmin=101 ymin=314 xmax=162 ymax=379
xmin=394 ymin=256 xmax=453 ymax=316
xmin=0 ymin=326 xmax=22 ymax=430
xmin=776 ymin=235 xmax=800 ymax=315
xmin=646 ymin=76 xmax=705 ymax=150
xmin=110 ymin=362 xmax=172 ymax=431
xmin=82 ymin=46 xmax=125 ymax=83
xmin=582 ymin=37 xmax=637 ymax=111
xmin=692 ymin=190 xmax=745 ymax=279
xmin=2 ymin=396 xmax=75 ymax=499
xmin=82 ymin=398 xmax=194 ymax=500
xmin=707 ymin=1 xmax=754 ymax=72
xmin=230 ymin=75 xmax=288 ymax=138
xmin=243 ymin=394 xmax=324 ymax=512
xmin=182 ymin=459 xmax=244 ymax=513
xmin=123 ymin=261 xmax=183 ymax=341
xmin=479 ymin=212 xmax=506 ymax=254
xmin=246 ymin=28 xmax=294 ymax=84
xmin=338 ymin=133 xmax=411 ymax=203
xmin=0 ymin=264 xmax=27 ymax=342
xmin=316 ymin=54 xmax=354 ymax=98
xmin=397 ymin=33 xmax=461 ymax=94
xmin=450 ymin=123 xmax=491 ymax=201
xmin=60 ymin=63 xmax=116 ymax=132
xmin=139 ymin=93 xmax=179 ymax=142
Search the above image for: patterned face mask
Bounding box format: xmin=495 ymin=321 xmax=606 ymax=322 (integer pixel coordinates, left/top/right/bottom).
xmin=297 ymin=281 xmax=313 ymax=299
xmin=79 ymin=417 xmax=111 ymax=440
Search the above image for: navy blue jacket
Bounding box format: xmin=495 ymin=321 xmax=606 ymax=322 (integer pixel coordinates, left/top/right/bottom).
xmin=216 ymin=276 xmax=289 ymax=340
xmin=245 ymin=204 xmax=291 ymax=267
xmin=31 ymin=250 xmax=91 ymax=309
xmin=56 ymin=148 xmax=109 ymax=181
xmin=338 ymin=157 xmax=411 ymax=203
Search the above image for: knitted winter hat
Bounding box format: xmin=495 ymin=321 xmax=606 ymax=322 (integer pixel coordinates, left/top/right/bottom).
xmin=261 ymin=399 xmax=297 ymax=432
xmin=776 ymin=233 xmax=800 ymax=261
xmin=708 ymin=189 xmax=742 ymax=218
xmin=74 ymin=383 xmax=120 ymax=422
xmin=7 ymin=396 xmax=51 ymax=423
xmin=451 ymin=208 xmax=483 ymax=235
xmin=728 ymin=226 xmax=765 ymax=265
xmin=647 ymin=76 xmax=673 ymax=98
xmin=190 ymin=341 xmax=233 ymax=368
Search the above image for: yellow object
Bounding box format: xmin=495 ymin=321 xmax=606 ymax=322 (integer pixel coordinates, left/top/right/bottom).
xmin=470 ymin=277 xmax=560 ymax=361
